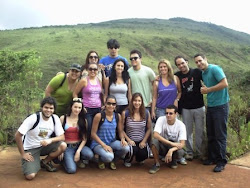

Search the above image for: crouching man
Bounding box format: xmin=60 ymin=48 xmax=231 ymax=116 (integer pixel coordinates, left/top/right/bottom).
xmin=15 ymin=97 xmax=67 ymax=180
xmin=149 ymin=105 xmax=187 ymax=174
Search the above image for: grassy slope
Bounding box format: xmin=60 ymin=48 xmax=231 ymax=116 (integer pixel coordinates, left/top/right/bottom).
xmin=0 ymin=18 xmax=250 ymax=88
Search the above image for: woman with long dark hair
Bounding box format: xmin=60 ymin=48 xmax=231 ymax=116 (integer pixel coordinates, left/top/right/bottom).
xmin=60 ymin=98 xmax=94 ymax=174
xmin=121 ymin=92 xmax=152 ymax=167
xmin=104 ymin=58 xmax=131 ymax=114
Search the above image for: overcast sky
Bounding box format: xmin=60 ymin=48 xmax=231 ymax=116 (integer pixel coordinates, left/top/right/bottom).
xmin=1 ymin=0 xmax=250 ymax=34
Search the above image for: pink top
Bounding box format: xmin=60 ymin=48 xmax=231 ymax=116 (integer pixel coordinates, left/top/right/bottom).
xmin=82 ymin=77 xmax=102 ymax=108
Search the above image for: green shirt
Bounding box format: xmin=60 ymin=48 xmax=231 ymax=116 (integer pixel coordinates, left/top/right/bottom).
xmin=128 ymin=65 xmax=156 ymax=107
xmin=49 ymin=73 xmax=72 ymax=116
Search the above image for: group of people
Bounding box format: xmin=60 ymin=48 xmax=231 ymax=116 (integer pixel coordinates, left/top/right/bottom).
xmin=15 ymin=39 xmax=230 ymax=180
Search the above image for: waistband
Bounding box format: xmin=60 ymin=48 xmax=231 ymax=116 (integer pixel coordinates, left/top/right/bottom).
xmin=67 ymin=142 xmax=80 ymax=148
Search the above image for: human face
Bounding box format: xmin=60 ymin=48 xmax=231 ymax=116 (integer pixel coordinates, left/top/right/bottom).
xmin=195 ymin=56 xmax=208 ymax=71
xmin=69 ymin=69 xmax=81 ymax=80
xmin=71 ymin=102 xmax=82 ymax=116
xmin=105 ymin=98 xmax=116 ymax=112
xmin=176 ymin=58 xmax=189 ymax=74
xmin=108 ymin=46 xmax=119 ymax=57
xmin=115 ymin=61 xmax=124 ymax=74
xmin=158 ymin=62 xmax=168 ymax=75
xmin=165 ymin=108 xmax=176 ymax=124
xmin=41 ymin=103 xmax=54 ymax=119
xmin=130 ymin=53 xmax=141 ymax=70
xmin=89 ymin=53 xmax=99 ymax=64
xmin=133 ymin=96 xmax=142 ymax=109
xmin=88 ymin=64 xmax=98 ymax=77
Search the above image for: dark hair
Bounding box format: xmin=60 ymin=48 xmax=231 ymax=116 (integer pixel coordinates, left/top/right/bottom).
xmin=87 ymin=62 xmax=98 ymax=69
xmin=107 ymin=39 xmax=120 ymax=49
xmin=174 ymin=55 xmax=187 ymax=66
xmin=128 ymin=93 xmax=146 ymax=120
xmin=193 ymin=53 xmax=206 ymax=59
xmin=166 ymin=104 xmax=178 ymax=113
xmin=82 ymin=50 xmax=99 ymax=70
xmin=130 ymin=49 xmax=142 ymax=58
xmin=66 ymin=99 xmax=87 ymax=139
xmin=106 ymin=95 xmax=117 ymax=103
xmin=40 ymin=97 xmax=57 ymax=110
xmin=109 ymin=58 xmax=130 ymax=86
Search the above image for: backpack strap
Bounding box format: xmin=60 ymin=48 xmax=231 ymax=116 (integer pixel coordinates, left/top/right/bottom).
xmin=59 ymin=73 xmax=67 ymax=88
xmin=30 ymin=112 xmax=40 ymax=130
xmin=115 ymin=112 xmax=119 ymax=126
xmin=98 ymin=111 xmax=106 ymax=129
xmin=62 ymin=115 xmax=67 ymax=130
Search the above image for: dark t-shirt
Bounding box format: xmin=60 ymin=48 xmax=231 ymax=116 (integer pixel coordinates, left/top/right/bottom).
xmin=175 ymin=68 xmax=204 ymax=110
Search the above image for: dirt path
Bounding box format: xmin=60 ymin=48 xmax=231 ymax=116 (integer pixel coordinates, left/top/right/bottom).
xmin=0 ymin=146 xmax=250 ymax=188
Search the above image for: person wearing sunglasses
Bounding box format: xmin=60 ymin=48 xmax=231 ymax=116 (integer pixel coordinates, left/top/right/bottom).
xmin=104 ymin=58 xmax=132 ymax=114
xmin=90 ymin=95 xmax=129 ymax=170
xmin=59 ymin=98 xmax=94 ymax=173
xmin=73 ymin=63 xmax=103 ymax=146
xmin=149 ymin=105 xmax=186 ymax=174
xmin=99 ymin=39 xmax=129 ymax=77
xmin=45 ymin=63 xmax=82 ymax=117
xmin=121 ymin=93 xmax=152 ymax=167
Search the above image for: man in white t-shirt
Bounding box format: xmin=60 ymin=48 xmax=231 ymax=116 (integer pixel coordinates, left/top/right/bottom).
xmin=15 ymin=97 xmax=67 ymax=180
xmin=149 ymin=105 xmax=187 ymax=174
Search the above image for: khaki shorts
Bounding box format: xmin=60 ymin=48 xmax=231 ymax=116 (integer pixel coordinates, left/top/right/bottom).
xmin=22 ymin=141 xmax=61 ymax=175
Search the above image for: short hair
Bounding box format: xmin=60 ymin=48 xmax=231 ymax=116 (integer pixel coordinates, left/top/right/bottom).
xmin=40 ymin=97 xmax=57 ymax=110
xmin=174 ymin=55 xmax=186 ymax=66
xmin=107 ymin=39 xmax=120 ymax=49
xmin=193 ymin=53 xmax=206 ymax=59
xmin=106 ymin=95 xmax=117 ymax=103
xmin=130 ymin=49 xmax=142 ymax=58
xmin=166 ymin=104 xmax=178 ymax=113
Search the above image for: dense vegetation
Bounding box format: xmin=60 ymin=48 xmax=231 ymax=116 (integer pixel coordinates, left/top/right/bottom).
xmin=0 ymin=18 xmax=249 ymax=158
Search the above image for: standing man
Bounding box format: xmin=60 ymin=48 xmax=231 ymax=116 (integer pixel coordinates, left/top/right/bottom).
xmin=128 ymin=49 xmax=156 ymax=110
xmin=100 ymin=39 xmax=129 ymax=77
xmin=194 ymin=53 xmax=229 ymax=172
xmin=15 ymin=97 xmax=66 ymax=180
xmin=174 ymin=56 xmax=205 ymax=161
xmin=149 ymin=105 xmax=186 ymax=174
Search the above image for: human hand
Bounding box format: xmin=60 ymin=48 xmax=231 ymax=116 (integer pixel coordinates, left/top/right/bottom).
xmin=128 ymin=140 xmax=136 ymax=146
xmin=103 ymin=145 xmax=113 ymax=152
xmin=74 ymin=151 xmax=80 ymax=162
xmin=40 ymin=139 xmax=52 ymax=146
xmin=165 ymin=150 xmax=173 ymax=163
xmin=121 ymin=139 xmax=128 ymax=147
xmin=139 ymin=141 xmax=146 ymax=149
xmin=22 ymin=152 xmax=34 ymax=162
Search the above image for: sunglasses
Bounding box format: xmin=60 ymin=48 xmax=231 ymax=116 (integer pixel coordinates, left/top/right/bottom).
xmin=130 ymin=57 xmax=140 ymax=61
xmin=108 ymin=46 xmax=118 ymax=49
xmin=73 ymin=98 xmax=82 ymax=102
xmin=166 ymin=112 xmax=174 ymax=115
xmin=106 ymin=102 xmax=117 ymax=106
xmin=89 ymin=56 xmax=98 ymax=59
xmin=88 ymin=68 xmax=98 ymax=71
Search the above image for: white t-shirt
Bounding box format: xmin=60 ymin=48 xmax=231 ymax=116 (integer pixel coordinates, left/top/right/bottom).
xmin=154 ymin=116 xmax=186 ymax=142
xmin=18 ymin=112 xmax=64 ymax=150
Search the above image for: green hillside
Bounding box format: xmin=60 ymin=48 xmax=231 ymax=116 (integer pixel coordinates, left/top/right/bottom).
xmin=0 ymin=17 xmax=250 ymax=88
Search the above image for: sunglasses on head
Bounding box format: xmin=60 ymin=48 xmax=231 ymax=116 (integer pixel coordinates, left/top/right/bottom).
xmin=166 ymin=112 xmax=174 ymax=115
xmin=89 ymin=56 xmax=98 ymax=59
xmin=73 ymin=98 xmax=82 ymax=102
xmin=88 ymin=67 xmax=98 ymax=71
xmin=106 ymin=102 xmax=117 ymax=106
xmin=130 ymin=57 xmax=140 ymax=61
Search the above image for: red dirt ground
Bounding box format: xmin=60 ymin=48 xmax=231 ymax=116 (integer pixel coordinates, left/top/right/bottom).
xmin=0 ymin=146 xmax=250 ymax=188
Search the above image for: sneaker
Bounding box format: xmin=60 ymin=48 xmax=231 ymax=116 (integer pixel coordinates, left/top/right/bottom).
xmin=203 ymin=159 xmax=215 ymax=165
xmin=77 ymin=161 xmax=86 ymax=169
xmin=213 ymin=164 xmax=225 ymax=172
xmin=139 ymin=160 xmax=145 ymax=165
xmin=40 ymin=159 xmax=57 ymax=172
xmin=149 ymin=164 xmax=160 ymax=174
xmin=178 ymin=157 xmax=187 ymax=165
xmin=98 ymin=162 xmax=105 ymax=170
xmin=185 ymin=154 xmax=193 ymax=161
xmin=82 ymin=160 xmax=89 ymax=165
xmin=110 ymin=162 xmax=116 ymax=170
xmin=170 ymin=160 xmax=178 ymax=169
xmin=124 ymin=162 xmax=132 ymax=167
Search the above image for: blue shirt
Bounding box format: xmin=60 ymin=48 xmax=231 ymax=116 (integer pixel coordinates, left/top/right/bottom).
xmin=202 ymin=64 xmax=229 ymax=107
xmin=99 ymin=55 xmax=129 ymax=77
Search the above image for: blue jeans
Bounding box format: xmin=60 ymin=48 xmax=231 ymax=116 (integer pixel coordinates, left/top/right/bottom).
xmin=206 ymin=103 xmax=229 ymax=165
xmin=156 ymin=107 xmax=166 ymax=119
xmin=93 ymin=140 xmax=129 ymax=163
xmin=85 ymin=107 xmax=101 ymax=146
xmin=63 ymin=144 xmax=94 ymax=174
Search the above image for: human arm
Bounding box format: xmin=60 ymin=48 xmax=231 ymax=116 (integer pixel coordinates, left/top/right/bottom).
xmin=73 ymin=78 xmax=86 ymax=98
xmin=200 ymin=78 xmax=228 ymax=94
xmin=120 ymin=111 xmax=130 ymax=146
xmin=165 ymin=140 xmax=185 ymax=163
xmin=127 ymin=79 xmax=132 ymax=103
xmin=103 ymin=77 xmax=109 ymax=104
xmin=151 ymin=80 xmax=158 ymax=119
xmin=91 ymin=113 xmax=113 ymax=152
xmin=174 ymin=75 xmax=182 ymax=107
xmin=139 ymin=112 xmax=152 ymax=149
xmin=45 ymin=85 xmax=54 ymax=97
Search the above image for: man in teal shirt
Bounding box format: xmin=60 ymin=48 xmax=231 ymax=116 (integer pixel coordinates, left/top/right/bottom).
xmin=194 ymin=54 xmax=229 ymax=172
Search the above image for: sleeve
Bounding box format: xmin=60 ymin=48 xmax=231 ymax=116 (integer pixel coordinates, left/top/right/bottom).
xmin=213 ymin=66 xmax=226 ymax=82
xmin=147 ymin=67 xmax=156 ymax=82
xmin=178 ymin=122 xmax=187 ymax=141
xmin=153 ymin=116 xmax=164 ymax=134
xmin=48 ymin=74 xmax=65 ymax=90
xmin=53 ymin=115 xmax=65 ymax=136
xmin=18 ymin=114 xmax=37 ymax=135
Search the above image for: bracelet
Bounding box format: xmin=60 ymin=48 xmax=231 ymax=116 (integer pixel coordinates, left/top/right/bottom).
xmin=175 ymin=98 xmax=179 ymax=101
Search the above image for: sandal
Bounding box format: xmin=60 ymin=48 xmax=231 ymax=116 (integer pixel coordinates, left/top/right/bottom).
xmin=98 ymin=162 xmax=105 ymax=170
xmin=110 ymin=162 xmax=116 ymax=170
